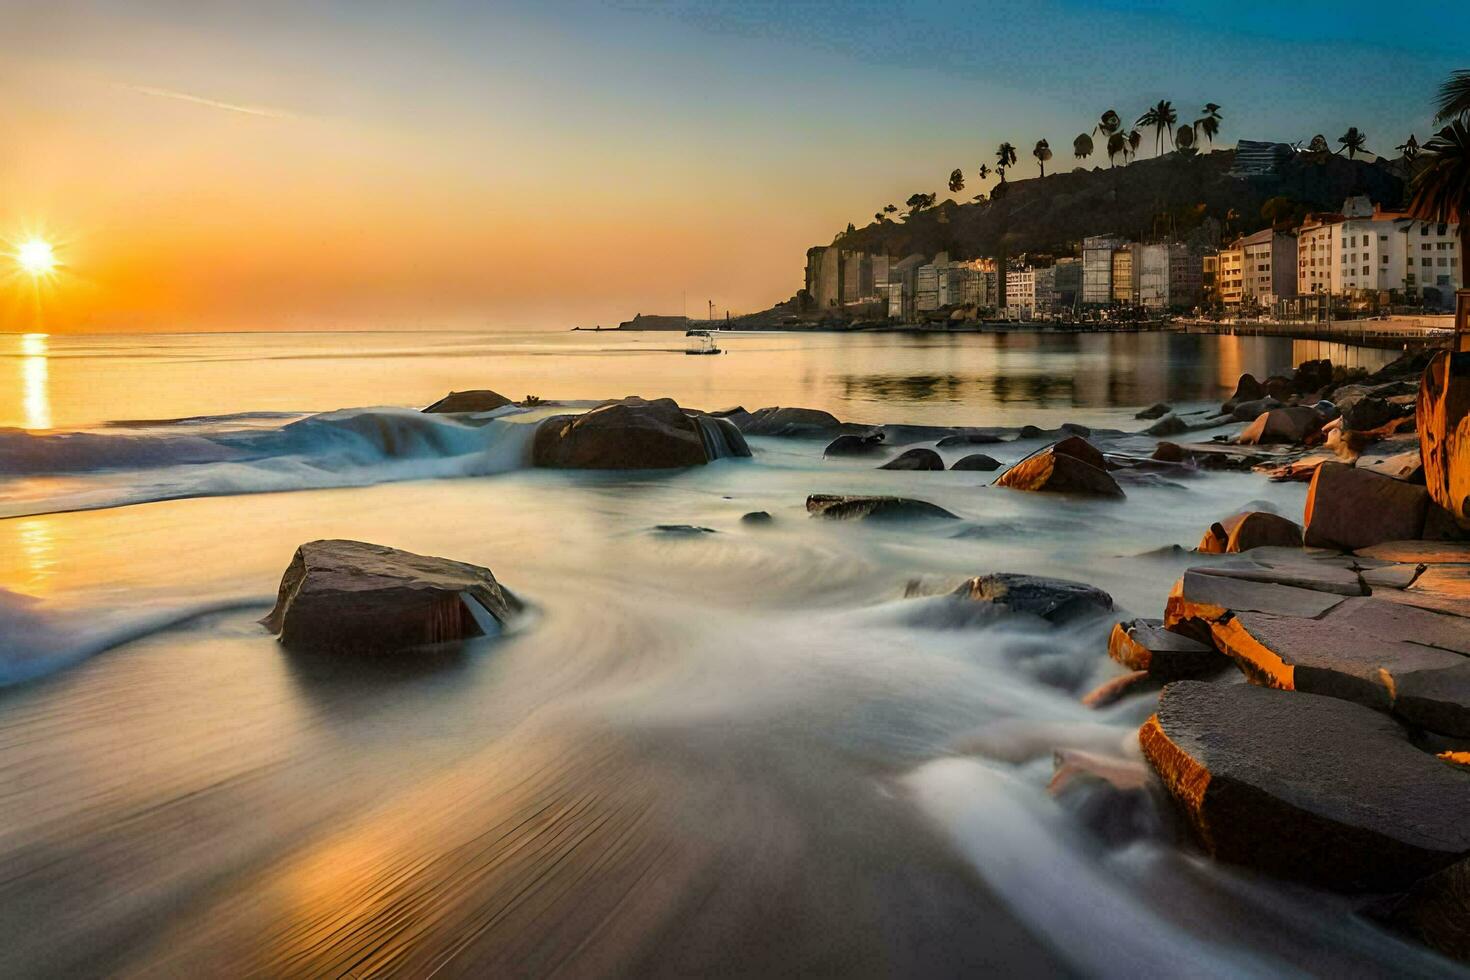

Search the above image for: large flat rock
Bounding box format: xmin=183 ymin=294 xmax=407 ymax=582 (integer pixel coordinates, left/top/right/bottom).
xmin=1198 ymin=556 xmax=1366 ymax=596
xmin=1357 ymin=541 xmax=1470 ymax=564
xmin=1325 ymin=597 xmax=1470 ymax=656
xmin=1211 ymin=611 xmax=1463 ymax=709
xmin=1165 ymin=569 xmax=1345 ymax=628
xmin=1108 ymin=618 xmax=1223 ymax=679
xmin=1140 ymin=681 xmax=1470 ymax=889
xmin=1395 ymin=663 xmax=1470 ymax=737
xmin=262 ymin=539 xmax=521 ymax=655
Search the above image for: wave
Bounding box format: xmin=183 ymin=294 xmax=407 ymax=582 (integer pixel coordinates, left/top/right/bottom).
xmin=0 ymin=405 xmax=539 ymax=518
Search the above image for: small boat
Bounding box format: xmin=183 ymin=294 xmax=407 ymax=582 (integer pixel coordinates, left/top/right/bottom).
xmin=685 ymin=330 xmax=721 ymax=355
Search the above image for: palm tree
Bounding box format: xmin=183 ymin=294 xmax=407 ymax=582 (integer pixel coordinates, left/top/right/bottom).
xmin=1307 ymin=134 xmax=1330 ymax=155
xmin=1127 ymin=129 xmax=1142 ymax=163
xmin=1136 ymin=100 xmax=1178 ymax=155
xmin=1032 ymin=139 xmax=1052 ymax=177
xmin=949 ymin=169 xmax=965 ymax=194
xmin=1105 ymin=131 xmax=1126 ymax=167
xmin=883 ymin=204 xmax=898 ymax=215
xmin=1408 ymin=118 xmax=1470 ymax=289
xmin=1435 ymin=69 xmax=1470 ymax=123
xmin=1194 ymin=103 xmax=1222 ymax=147
xmin=995 ymin=142 xmax=1017 ymax=182
xmin=1175 ymin=124 xmax=1197 ymax=157
xmin=976 ymin=164 xmax=991 ymax=182
xmin=1397 ymin=135 xmax=1421 ymax=162
xmin=1337 ymin=127 xmax=1370 ymax=159
xmin=1094 ymin=109 xmax=1121 ymax=139
xmin=1073 ymin=133 xmax=1094 ymax=161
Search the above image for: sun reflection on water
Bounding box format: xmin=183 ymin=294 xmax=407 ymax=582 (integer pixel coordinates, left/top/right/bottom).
xmin=20 ymin=332 xmax=51 ymax=430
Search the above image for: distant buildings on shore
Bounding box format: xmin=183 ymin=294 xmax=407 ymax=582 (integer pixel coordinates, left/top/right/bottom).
xmin=800 ymin=195 xmax=1461 ymax=323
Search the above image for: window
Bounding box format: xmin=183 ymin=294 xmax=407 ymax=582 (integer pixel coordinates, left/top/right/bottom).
xmin=1382 ymin=255 xmax=1389 ymax=264
xmin=1422 ymin=226 xmax=1430 ymax=235
xmin=1379 ymin=235 xmax=1388 ymax=242
xmin=1424 ymin=258 xmax=1433 ymax=266
xmin=1363 ymin=266 xmax=1370 ymax=275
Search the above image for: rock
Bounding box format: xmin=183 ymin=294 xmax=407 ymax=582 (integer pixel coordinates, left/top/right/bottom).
xmin=736 ymin=406 xmax=843 ymax=437
xmin=806 ymin=494 xmax=958 ymax=521
xmin=1384 ymin=564 xmax=1470 ymax=619
xmin=1303 ymin=461 xmax=1430 ymax=550
xmin=1143 ymin=414 xmax=1190 ymax=437
xmin=1152 ymin=442 xmax=1186 ymax=463
xmin=1196 ymin=512 xmax=1303 ymax=554
xmin=1361 ymin=564 xmax=1423 ymax=590
xmin=262 ymin=539 xmax=520 ymax=655
xmin=1418 ymin=350 xmax=1470 ymax=531
xmin=533 ymin=396 xmax=712 ymax=469
xmin=1211 ymin=611 xmax=1463 ymax=709
xmin=1341 ymin=396 xmax=1396 ymax=433
xmin=1080 ymin=670 xmax=1156 ymax=708
xmin=879 ymin=447 xmax=944 ymax=471
xmin=1140 ymin=681 xmax=1470 ymax=890
xmin=1136 ymin=402 xmax=1172 ymax=420
xmin=1236 ymin=406 xmax=1325 ymax=445
xmin=651 ymin=524 xmax=716 ymax=535
xmin=951 ymin=453 xmax=1002 ymax=472
xmin=951 ymin=573 xmax=1113 ymax=624
xmin=1374 ymin=858 xmax=1470 ymax=964
xmin=1228 ymin=373 xmax=1266 ymax=407
xmin=1395 ymin=663 xmax=1470 ymax=738
xmin=1195 ymin=557 xmax=1364 ymax=596
xmin=422 ymin=389 xmax=514 ymax=413
xmin=1230 ymin=396 xmax=1283 ymax=422
xmin=824 ymin=431 xmax=885 ymax=456
xmin=1060 ymin=422 xmax=1092 ymax=438
xmin=1294 ymin=358 xmax=1335 ymax=394
xmin=740 ymin=510 xmax=773 ymax=525
xmin=1325 ymin=597 xmax=1470 ymax=656
xmin=1019 ymin=425 xmax=1046 ymax=439
xmin=935 ymin=432 xmax=1005 ymax=447
xmin=1357 ymin=541 xmax=1470 ymax=564
xmin=1165 ymin=569 xmax=1345 ymax=630
xmin=994 ymin=438 xmax=1124 ymax=499
xmin=1355 ymin=444 xmax=1423 ymax=482
xmin=1108 ymin=618 xmax=1223 ymax=679
xmin=1049 ymin=749 xmax=1171 ymax=847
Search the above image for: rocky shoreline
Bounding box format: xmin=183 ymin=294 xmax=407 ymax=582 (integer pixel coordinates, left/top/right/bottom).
xmin=263 ymin=348 xmax=1469 ymax=965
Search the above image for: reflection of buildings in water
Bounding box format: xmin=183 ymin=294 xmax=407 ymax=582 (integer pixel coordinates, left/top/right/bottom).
xmin=20 ymin=333 xmax=51 ymax=430
xmin=1215 ymin=334 xmax=1245 ymax=397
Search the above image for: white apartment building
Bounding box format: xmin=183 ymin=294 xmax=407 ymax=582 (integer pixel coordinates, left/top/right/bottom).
xmin=1223 ymin=228 xmax=1296 ymax=307
xmin=1295 ymin=197 xmax=1462 ymax=305
xmin=1297 ymin=213 xmax=1344 ymax=295
xmin=1005 ymin=267 xmax=1036 ymax=319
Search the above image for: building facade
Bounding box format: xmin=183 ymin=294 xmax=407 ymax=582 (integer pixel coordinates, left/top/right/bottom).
xmin=1297 ymin=213 xmax=1344 ymax=295
xmin=1224 ymin=228 xmax=1297 ymax=307
xmin=1111 ymin=245 xmax=1138 ymax=305
xmin=1082 ymin=235 xmax=1124 ymax=305
xmin=1137 ymin=243 xmax=1203 ymax=310
xmin=1005 ymin=267 xmax=1036 ymax=319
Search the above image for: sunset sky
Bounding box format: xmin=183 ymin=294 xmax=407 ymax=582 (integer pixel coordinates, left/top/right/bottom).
xmin=3 ymin=0 xmax=1466 ymax=332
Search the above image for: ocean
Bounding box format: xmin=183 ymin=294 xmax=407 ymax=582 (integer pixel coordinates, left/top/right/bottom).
xmin=0 ymin=329 xmax=1443 ymax=976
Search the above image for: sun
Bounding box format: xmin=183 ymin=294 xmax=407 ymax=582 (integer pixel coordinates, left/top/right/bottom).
xmin=15 ymin=239 xmax=58 ymax=277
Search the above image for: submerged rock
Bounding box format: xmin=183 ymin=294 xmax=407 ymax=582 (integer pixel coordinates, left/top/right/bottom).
xmin=1140 ymin=681 xmax=1470 ymax=890
xmin=1080 ymin=670 xmax=1156 ymax=708
xmin=1143 ymin=414 xmax=1190 ymax=437
xmin=735 ymin=406 xmax=843 ymax=437
xmin=825 ymin=431 xmax=885 ymax=456
xmin=951 ymin=453 xmax=1002 ymax=472
xmin=879 ymin=447 xmax=944 ymax=471
xmin=262 ymin=539 xmax=521 ymax=655
xmin=1196 ymin=512 xmax=1303 ymax=554
xmin=1236 ymin=406 xmax=1325 ymax=445
xmin=1304 ymin=461 xmax=1429 ymax=550
xmin=740 ymin=510 xmax=773 ymax=525
xmin=994 ymin=437 xmax=1124 ymax=499
xmin=952 ymin=573 xmax=1113 ymax=624
xmin=651 ymin=524 xmax=717 ymax=535
xmin=532 ymin=396 xmax=744 ymax=469
xmin=1136 ymin=402 xmax=1172 ymax=420
xmin=935 ymin=432 xmax=1005 ymax=447
xmin=1374 ymin=858 xmax=1470 ymax=963
xmin=422 ymin=389 xmax=513 ymax=413
xmin=806 ymin=494 xmax=958 ymax=521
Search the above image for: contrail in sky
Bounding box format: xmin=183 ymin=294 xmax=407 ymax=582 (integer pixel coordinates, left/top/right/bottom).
xmin=121 ymin=84 xmax=297 ymax=119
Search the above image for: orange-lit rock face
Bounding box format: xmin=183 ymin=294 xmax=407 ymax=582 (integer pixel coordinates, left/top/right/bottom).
xmin=1303 ymin=461 xmax=1431 ymax=550
xmin=1196 ymin=512 xmax=1303 ymax=554
xmin=1109 ymin=618 xmax=1222 ymax=680
xmin=1418 ymin=350 xmax=1470 ymax=531
xmin=993 ymin=439 xmax=1124 ymax=498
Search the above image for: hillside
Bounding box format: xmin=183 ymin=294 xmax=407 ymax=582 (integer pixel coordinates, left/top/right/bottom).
xmin=826 ymin=147 xmax=1407 ymax=263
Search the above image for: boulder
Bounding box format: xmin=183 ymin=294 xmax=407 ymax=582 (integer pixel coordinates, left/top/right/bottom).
xmin=740 ymin=510 xmax=773 ymax=525
xmin=1303 ymin=461 xmax=1430 ymax=550
xmin=824 ymin=431 xmax=885 ymax=456
xmin=1143 ymin=414 xmax=1190 ymax=437
xmin=262 ymin=539 xmax=521 ymax=655
xmin=935 ymin=432 xmax=1005 ymax=447
xmin=1227 ymin=373 xmax=1266 ymax=407
xmin=879 ymin=448 xmax=944 ymax=471
xmin=1196 ymin=512 xmax=1303 ymax=554
xmin=1418 ymin=350 xmax=1470 ymax=530
xmin=1229 ymin=397 xmax=1283 ymax=422
xmin=422 ymin=389 xmax=513 ymax=413
xmin=1136 ymin=402 xmax=1172 ymax=420
xmin=1060 ymin=422 xmax=1092 ymax=438
xmin=1080 ymin=670 xmax=1156 ymax=708
xmin=806 ymin=494 xmax=958 ymax=521
xmin=1294 ymin=358 xmax=1334 ymax=393
xmin=1236 ymin=406 xmax=1325 ymax=445
xmin=735 ymin=406 xmax=843 ymax=437
xmin=951 ymin=453 xmax=1002 ymax=472
xmin=1108 ymin=618 xmax=1223 ymax=679
xmin=1140 ymin=681 xmax=1470 ymax=890
xmin=532 ymin=396 xmax=710 ymax=469
xmin=994 ymin=437 xmax=1124 ymax=499
xmin=1152 ymin=442 xmax=1186 ymax=463
xmin=951 ymin=573 xmax=1113 ymax=624
xmin=1341 ymin=395 xmax=1396 ymax=433
xmin=1374 ymin=858 xmax=1470 ymax=964
xmin=1394 ymin=663 xmax=1470 ymax=738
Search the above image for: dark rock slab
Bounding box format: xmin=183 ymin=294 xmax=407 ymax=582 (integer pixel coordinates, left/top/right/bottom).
xmin=1143 ymin=414 xmax=1190 ymax=437
xmin=879 ymin=447 xmax=944 ymax=471
xmin=1386 ymin=565 xmax=1470 ymax=619
xmin=1373 ymin=858 xmax=1470 ymax=964
xmin=422 ymin=389 xmax=513 ymax=413
xmin=806 ymin=494 xmax=958 ymax=521
xmin=651 ymin=524 xmax=717 ymax=535
xmin=1108 ymin=618 xmax=1223 ymax=679
xmin=1136 ymin=402 xmax=1172 ymax=420
xmin=532 ymin=396 xmax=710 ymax=469
xmin=1326 ymin=597 xmax=1470 ymax=657
xmin=1165 ymin=569 xmax=1345 ymax=630
xmin=1236 ymin=406 xmax=1325 ymax=445
xmin=740 ymin=510 xmax=773 ymax=525
xmin=1211 ymin=611 xmax=1462 ymax=708
xmin=1140 ymin=681 xmax=1470 ymax=890
xmin=1197 ymin=557 xmax=1365 ymax=596
xmin=1229 ymin=396 xmax=1283 ymax=422
xmin=824 ymin=431 xmax=885 ymax=457
xmin=951 ymin=453 xmax=1002 ymax=472
xmin=1361 ymin=564 xmax=1423 ymax=590
xmin=951 ymin=573 xmax=1113 ymax=624
xmin=1396 ymin=663 xmax=1470 ymax=737
xmin=262 ymin=539 xmax=521 ymax=655
xmin=935 ymin=432 xmax=1005 ymax=447
xmin=1358 ymin=541 xmax=1470 ymax=564
xmin=1304 ymin=461 xmax=1429 ymax=550
xmin=1341 ymin=396 xmax=1396 ymax=432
